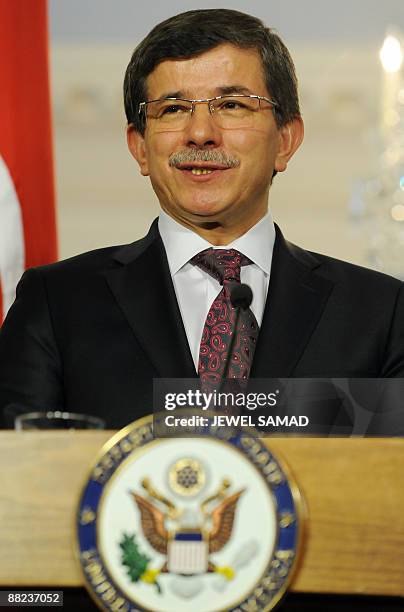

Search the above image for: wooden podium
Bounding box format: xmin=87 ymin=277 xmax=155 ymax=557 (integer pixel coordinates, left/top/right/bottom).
xmin=0 ymin=432 xmax=403 ymax=597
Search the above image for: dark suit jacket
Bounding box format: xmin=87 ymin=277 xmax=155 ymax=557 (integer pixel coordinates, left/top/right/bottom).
xmin=0 ymin=220 xmax=403 ymax=428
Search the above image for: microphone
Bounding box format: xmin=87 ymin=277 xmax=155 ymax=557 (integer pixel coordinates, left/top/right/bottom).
xmin=220 ymin=283 xmax=253 ymax=386
xmin=230 ymin=283 xmax=253 ymax=311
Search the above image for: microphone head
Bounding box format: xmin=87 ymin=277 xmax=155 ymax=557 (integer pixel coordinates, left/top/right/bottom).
xmin=230 ymin=283 xmax=253 ymax=310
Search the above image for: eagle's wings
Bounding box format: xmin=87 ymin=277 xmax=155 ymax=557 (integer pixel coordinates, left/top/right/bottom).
xmin=208 ymin=489 xmax=245 ymax=553
xmin=131 ymin=492 xmax=168 ymax=554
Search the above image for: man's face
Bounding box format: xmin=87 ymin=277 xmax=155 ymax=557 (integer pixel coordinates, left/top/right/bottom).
xmin=128 ymin=43 xmax=303 ymax=236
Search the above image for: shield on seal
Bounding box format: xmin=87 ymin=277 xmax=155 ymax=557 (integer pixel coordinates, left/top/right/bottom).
xmin=167 ymin=530 xmax=208 ymax=574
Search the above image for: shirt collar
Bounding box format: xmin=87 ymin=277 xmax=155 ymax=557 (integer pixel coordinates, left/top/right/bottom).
xmin=158 ymin=209 xmax=275 ymax=276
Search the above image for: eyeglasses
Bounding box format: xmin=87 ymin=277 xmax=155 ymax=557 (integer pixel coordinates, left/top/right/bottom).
xmin=138 ymin=94 xmax=279 ymax=131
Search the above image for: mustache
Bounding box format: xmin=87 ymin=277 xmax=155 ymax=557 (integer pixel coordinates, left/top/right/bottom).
xmin=168 ymin=149 xmax=240 ymax=168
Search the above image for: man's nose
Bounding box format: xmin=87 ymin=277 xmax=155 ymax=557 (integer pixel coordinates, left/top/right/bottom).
xmin=183 ymin=102 xmax=222 ymax=147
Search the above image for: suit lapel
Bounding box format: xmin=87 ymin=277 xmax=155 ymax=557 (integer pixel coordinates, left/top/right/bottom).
xmin=251 ymin=226 xmax=334 ymax=378
xmin=103 ymin=220 xmax=333 ymax=379
xmin=103 ymin=220 xmax=196 ymax=378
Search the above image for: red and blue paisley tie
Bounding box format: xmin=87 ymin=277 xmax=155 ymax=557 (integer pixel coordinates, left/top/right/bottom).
xmin=191 ymin=248 xmax=259 ymax=387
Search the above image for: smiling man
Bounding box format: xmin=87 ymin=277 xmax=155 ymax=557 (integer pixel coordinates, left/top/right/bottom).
xmin=127 ymin=42 xmax=302 ymax=244
xmin=0 ymin=9 xmax=403 ymax=427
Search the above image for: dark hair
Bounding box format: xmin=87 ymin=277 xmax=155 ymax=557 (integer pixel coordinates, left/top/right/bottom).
xmin=124 ymin=9 xmax=300 ymax=134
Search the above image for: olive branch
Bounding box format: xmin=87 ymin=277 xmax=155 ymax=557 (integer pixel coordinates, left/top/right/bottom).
xmin=119 ymin=533 xmax=161 ymax=593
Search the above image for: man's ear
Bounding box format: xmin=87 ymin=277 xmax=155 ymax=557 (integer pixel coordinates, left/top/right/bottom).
xmin=127 ymin=124 xmax=150 ymax=176
xmin=274 ymin=117 xmax=304 ymax=173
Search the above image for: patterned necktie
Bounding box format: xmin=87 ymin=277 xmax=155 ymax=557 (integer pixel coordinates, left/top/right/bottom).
xmin=191 ymin=248 xmax=259 ymax=387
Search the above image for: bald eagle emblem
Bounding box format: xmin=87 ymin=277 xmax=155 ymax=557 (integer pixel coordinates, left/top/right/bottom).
xmin=119 ymin=474 xmax=246 ymax=593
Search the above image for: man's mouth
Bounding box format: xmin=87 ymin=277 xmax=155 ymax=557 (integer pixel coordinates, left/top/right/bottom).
xmin=187 ymin=167 xmax=215 ymax=175
xmin=176 ymin=163 xmax=229 ymax=176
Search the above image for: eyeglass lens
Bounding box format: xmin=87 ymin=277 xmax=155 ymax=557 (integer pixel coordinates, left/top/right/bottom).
xmin=145 ymin=96 xmax=272 ymax=130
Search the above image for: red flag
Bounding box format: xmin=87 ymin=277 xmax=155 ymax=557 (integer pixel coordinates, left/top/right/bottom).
xmin=0 ymin=0 xmax=57 ymax=321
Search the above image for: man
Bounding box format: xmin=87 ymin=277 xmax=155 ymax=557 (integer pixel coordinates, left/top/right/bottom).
xmin=0 ymin=9 xmax=403 ymax=428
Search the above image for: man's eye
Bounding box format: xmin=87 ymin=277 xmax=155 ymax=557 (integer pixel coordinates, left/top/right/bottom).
xmin=161 ymin=104 xmax=188 ymax=115
xmin=219 ymin=100 xmax=246 ymax=110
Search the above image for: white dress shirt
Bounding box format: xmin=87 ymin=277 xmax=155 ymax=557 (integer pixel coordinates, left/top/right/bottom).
xmin=158 ymin=209 xmax=276 ymax=370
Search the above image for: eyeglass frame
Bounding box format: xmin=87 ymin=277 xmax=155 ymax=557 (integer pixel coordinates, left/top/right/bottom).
xmin=138 ymin=94 xmax=280 ymax=125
